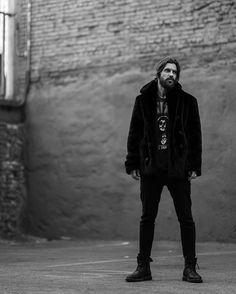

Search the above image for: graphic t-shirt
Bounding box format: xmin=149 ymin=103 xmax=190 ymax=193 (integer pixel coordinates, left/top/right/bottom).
xmin=156 ymin=96 xmax=168 ymax=170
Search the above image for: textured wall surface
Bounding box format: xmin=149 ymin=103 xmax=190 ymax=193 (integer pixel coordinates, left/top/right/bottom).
xmin=29 ymin=0 xmax=236 ymax=82
xmin=0 ymin=0 xmax=28 ymax=238
xmin=26 ymin=68 xmax=236 ymax=241
xmin=22 ymin=0 xmax=236 ymax=241
xmin=0 ymin=122 xmax=26 ymax=237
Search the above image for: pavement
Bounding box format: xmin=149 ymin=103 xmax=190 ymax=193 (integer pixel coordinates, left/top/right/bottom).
xmin=0 ymin=238 xmax=236 ymax=294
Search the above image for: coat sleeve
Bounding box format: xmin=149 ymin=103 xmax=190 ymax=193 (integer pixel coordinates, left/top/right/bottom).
xmin=187 ymin=97 xmax=202 ymax=176
xmin=125 ymin=95 xmax=144 ymax=174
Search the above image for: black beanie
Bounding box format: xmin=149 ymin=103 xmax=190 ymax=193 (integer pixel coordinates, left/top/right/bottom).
xmin=156 ymin=56 xmax=181 ymax=81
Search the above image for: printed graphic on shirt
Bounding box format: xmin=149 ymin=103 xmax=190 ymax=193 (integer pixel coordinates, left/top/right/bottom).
xmin=158 ymin=117 xmax=167 ymax=131
xmin=157 ymin=115 xmax=168 ymax=150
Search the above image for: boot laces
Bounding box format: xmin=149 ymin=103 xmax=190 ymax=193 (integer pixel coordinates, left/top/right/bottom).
xmin=189 ymin=261 xmax=200 ymax=273
xmin=137 ymin=256 xmax=153 ymax=267
xmin=185 ymin=258 xmax=200 ymax=271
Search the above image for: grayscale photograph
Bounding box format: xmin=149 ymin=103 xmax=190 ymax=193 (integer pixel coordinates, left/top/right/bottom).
xmin=0 ymin=0 xmax=235 ymax=293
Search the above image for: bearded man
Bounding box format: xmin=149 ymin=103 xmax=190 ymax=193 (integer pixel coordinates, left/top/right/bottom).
xmin=125 ymin=56 xmax=203 ymax=283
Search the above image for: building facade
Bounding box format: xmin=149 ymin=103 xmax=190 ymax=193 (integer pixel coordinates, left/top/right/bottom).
xmin=0 ymin=0 xmax=236 ymax=241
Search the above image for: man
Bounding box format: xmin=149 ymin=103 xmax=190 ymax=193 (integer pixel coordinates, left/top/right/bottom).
xmin=125 ymin=56 xmax=203 ymax=283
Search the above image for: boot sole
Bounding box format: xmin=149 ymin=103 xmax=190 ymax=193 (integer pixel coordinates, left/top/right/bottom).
xmin=126 ymin=276 xmax=152 ymax=282
xmin=182 ymin=276 xmax=203 ymax=283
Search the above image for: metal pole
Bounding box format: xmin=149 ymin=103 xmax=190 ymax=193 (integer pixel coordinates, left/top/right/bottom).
xmin=5 ymin=0 xmax=16 ymax=100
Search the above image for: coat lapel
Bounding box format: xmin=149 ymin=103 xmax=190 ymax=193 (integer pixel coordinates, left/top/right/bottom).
xmin=140 ymin=82 xmax=158 ymax=149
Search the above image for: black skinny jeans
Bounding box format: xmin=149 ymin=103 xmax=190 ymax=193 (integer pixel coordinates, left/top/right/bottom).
xmin=139 ymin=175 xmax=196 ymax=259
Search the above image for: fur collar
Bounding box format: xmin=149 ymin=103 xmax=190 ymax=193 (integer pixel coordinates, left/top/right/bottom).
xmin=138 ymin=80 xmax=183 ymax=126
xmin=140 ymin=79 xmax=182 ymax=96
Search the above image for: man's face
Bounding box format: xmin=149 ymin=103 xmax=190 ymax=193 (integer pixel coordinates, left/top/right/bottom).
xmin=159 ymin=63 xmax=177 ymax=89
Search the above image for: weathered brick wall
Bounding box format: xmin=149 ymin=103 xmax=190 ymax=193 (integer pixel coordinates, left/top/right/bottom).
xmin=0 ymin=0 xmax=27 ymax=238
xmin=28 ymin=0 xmax=236 ymax=83
xmin=0 ymin=122 xmax=26 ymax=237
xmin=0 ymin=0 xmax=28 ymax=238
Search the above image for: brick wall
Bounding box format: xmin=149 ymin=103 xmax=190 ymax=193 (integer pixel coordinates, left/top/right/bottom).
xmin=0 ymin=0 xmax=27 ymax=238
xmin=28 ymin=0 xmax=236 ymax=83
xmin=0 ymin=122 xmax=26 ymax=237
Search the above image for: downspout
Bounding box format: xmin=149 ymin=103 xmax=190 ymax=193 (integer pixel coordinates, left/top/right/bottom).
xmin=0 ymin=0 xmax=31 ymax=105
xmin=0 ymin=11 xmax=6 ymax=96
xmin=0 ymin=6 xmax=16 ymax=101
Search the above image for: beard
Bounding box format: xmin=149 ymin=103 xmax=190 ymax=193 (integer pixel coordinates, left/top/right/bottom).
xmin=159 ymin=76 xmax=177 ymax=90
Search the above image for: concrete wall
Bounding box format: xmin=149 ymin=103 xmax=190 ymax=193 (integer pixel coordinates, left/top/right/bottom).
xmin=23 ymin=0 xmax=236 ymax=241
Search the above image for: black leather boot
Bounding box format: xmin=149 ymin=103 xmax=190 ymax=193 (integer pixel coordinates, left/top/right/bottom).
xmin=182 ymin=257 xmax=203 ymax=283
xmin=125 ymin=254 xmax=152 ymax=282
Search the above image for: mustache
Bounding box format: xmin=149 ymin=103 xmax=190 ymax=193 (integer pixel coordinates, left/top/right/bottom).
xmin=166 ymin=77 xmax=175 ymax=81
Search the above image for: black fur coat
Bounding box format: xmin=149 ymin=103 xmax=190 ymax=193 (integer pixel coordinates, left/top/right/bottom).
xmin=125 ymin=80 xmax=202 ymax=179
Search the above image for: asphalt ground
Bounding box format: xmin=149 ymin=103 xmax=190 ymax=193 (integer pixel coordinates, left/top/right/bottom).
xmin=0 ymin=238 xmax=236 ymax=294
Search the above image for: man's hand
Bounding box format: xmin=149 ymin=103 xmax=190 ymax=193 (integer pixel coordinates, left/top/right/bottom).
xmin=188 ymin=171 xmax=197 ymax=181
xmin=130 ymin=169 xmax=140 ymax=180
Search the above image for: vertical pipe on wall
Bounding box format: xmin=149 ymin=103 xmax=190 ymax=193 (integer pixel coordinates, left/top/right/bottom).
xmin=25 ymin=0 xmax=31 ymax=96
xmin=0 ymin=13 xmax=6 ymax=96
xmin=5 ymin=0 xmax=16 ymax=100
